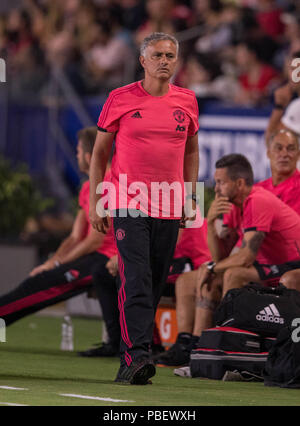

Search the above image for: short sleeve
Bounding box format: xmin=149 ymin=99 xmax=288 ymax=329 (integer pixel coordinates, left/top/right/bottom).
xmin=243 ymin=196 xmax=273 ymax=233
xmin=188 ymin=94 xmax=199 ymax=137
xmin=97 ymin=92 xmax=120 ymax=133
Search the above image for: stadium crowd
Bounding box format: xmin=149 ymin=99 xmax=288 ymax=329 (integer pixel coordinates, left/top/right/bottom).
xmin=1 ymin=0 xmax=300 ymax=104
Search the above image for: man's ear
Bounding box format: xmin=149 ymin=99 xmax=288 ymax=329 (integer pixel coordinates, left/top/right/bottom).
xmin=85 ymin=152 xmax=92 ymax=166
xmin=139 ymin=55 xmax=145 ymax=70
xmin=236 ymin=177 xmax=245 ymax=189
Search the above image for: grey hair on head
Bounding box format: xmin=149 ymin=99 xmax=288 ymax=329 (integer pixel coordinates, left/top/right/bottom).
xmin=140 ymin=32 xmax=179 ymax=57
xmin=269 ymin=128 xmax=300 ymax=149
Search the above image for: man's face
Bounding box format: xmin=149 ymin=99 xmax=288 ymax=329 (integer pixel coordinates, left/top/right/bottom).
xmin=140 ymin=40 xmax=178 ymax=81
xmin=76 ymin=140 xmax=89 ymax=173
xmin=267 ymin=131 xmax=300 ymax=175
xmin=214 ymin=167 xmax=239 ymax=202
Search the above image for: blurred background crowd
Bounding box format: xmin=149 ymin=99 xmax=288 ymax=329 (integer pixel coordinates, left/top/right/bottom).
xmin=1 ymin=0 xmax=300 ymax=106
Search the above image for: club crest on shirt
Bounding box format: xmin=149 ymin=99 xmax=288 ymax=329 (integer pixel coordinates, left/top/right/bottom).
xmin=173 ymin=109 xmax=185 ymax=123
xmin=116 ymin=228 xmax=126 ymax=241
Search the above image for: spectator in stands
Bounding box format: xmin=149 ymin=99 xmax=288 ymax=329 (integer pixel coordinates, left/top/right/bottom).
xmin=83 ymin=18 xmax=133 ymax=92
xmin=255 ymin=0 xmax=285 ymax=41
xmin=180 ymin=52 xmax=238 ymax=101
xmin=193 ymin=0 xmax=234 ymax=54
xmin=0 ymin=126 xmax=118 ymax=356
xmin=135 ymin=0 xmax=189 ymax=47
xmin=265 ymin=50 xmax=300 ymax=144
xmin=234 ymin=37 xmax=280 ymax=106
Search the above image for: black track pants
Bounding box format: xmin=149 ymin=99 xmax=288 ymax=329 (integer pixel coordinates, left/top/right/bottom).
xmin=112 ymin=212 xmax=180 ymax=367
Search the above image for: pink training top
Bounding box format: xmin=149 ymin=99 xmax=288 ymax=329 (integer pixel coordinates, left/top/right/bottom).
xmin=256 ymin=170 xmax=300 ymax=216
xmin=224 ymin=186 xmax=300 ymax=265
xmin=97 ymin=81 xmax=199 ymax=219
xmin=78 ymin=172 xmax=117 ymax=259
xmin=224 ymin=170 xmax=300 ymax=247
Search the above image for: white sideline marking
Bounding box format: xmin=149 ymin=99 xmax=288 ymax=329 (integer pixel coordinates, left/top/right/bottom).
xmin=0 ymin=402 xmax=28 ymax=406
xmin=59 ymin=393 xmax=135 ymax=403
xmin=0 ymin=386 xmax=28 ymax=391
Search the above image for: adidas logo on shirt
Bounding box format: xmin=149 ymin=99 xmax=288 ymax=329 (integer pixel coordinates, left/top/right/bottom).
xmin=256 ymin=303 xmax=284 ymax=324
xmin=131 ymin=111 xmax=142 ymax=118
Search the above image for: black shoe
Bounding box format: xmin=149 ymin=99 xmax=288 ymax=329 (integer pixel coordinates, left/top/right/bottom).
xmin=153 ymin=333 xmax=193 ymax=366
xmin=151 ymin=343 xmax=165 ymax=357
xmin=77 ymin=343 xmax=119 ymax=358
xmin=114 ymin=358 xmax=156 ymax=385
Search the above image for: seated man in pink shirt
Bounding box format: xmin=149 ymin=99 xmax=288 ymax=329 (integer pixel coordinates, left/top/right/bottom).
xmin=197 ymin=153 xmax=300 ymax=336
xmin=157 ymin=129 xmax=300 ymax=366
xmin=0 ymin=127 xmax=118 ymax=355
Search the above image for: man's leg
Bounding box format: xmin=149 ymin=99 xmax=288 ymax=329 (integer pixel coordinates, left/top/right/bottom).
xmin=0 ymin=252 xmax=105 ymax=325
xmin=155 ymin=270 xmax=198 ymax=366
xmin=280 ymin=269 xmax=300 ymax=291
xmin=112 ymin=214 xmax=153 ymax=365
xmin=78 ymin=260 xmax=120 ymax=357
xmin=149 ymin=218 xmax=180 ymax=342
xmin=175 ymin=270 xmax=197 ymax=334
xmin=222 ymin=265 xmax=261 ymax=297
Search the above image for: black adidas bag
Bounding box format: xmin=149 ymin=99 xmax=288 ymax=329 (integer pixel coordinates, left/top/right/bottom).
xmin=214 ymin=283 xmax=300 ymax=337
xmin=196 ymin=327 xmax=275 ymax=353
xmin=264 ymin=325 xmax=300 ymax=388
xmin=190 ymin=327 xmax=272 ymax=380
xmin=190 ymin=348 xmax=267 ymax=380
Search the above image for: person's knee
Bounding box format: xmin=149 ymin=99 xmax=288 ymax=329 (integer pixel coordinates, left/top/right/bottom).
xmin=223 ymin=267 xmax=244 ymax=294
xmin=175 ymin=272 xmax=197 ymax=297
xmin=280 ymin=270 xmax=300 ymax=290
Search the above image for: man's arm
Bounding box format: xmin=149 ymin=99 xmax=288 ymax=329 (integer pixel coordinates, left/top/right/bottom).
xmin=196 ymin=230 xmax=265 ymax=297
xmin=213 ymin=230 xmax=265 ymax=273
xmin=182 ymin=133 xmax=199 ymax=225
xmin=184 ymin=133 xmax=199 ymax=194
xmin=29 ymin=209 xmax=89 ymax=276
xmin=58 ymin=226 xmax=105 ymax=264
xmin=89 ymin=130 xmax=115 ymax=233
xmin=265 ymin=83 xmax=294 ymax=145
xmin=206 ymin=196 xmax=237 ymax=262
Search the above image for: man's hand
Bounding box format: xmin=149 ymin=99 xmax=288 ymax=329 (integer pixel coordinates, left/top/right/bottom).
xmin=29 ymin=259 xmax=55 ymax=277
xmin=180 ymin=199 xmax=197 ymax=228
xmin=106 ymin=255 xmax=118 ymax=277
xmin=89 ymin=207 xmax=110 ymax=234
xmin=207 ymin=194 xmax=232 ymax=226
xmin=196 ymin=262 xmax=215 ymax=299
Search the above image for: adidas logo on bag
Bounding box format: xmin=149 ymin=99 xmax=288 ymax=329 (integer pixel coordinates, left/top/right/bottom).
xmin=256 ymin=303 xmax=284 ymax=324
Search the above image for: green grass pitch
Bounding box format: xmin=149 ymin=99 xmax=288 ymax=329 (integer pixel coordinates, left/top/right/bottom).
xmin=0 ymin=315 xmax=299 ymax=406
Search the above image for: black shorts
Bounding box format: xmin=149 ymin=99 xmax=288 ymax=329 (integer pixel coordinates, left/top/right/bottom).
xmin=253 ymin=260 xmax=300 ymax=285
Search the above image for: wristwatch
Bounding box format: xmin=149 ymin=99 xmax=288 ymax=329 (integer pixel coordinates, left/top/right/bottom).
xmin=206 ymin=261 xmax=216 ymax=274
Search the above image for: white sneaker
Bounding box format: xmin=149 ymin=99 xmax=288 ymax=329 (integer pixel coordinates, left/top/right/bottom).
xmin=173 ymin=366 xmax=191 ymax=377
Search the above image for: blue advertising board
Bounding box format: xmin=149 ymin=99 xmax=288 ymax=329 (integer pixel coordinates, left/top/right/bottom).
xmin=197 ymin=104 xmax=272 ymax=184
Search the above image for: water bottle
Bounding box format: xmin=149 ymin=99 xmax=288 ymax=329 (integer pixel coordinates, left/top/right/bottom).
xmin=60 ymin=315 xmax=74 ymax=351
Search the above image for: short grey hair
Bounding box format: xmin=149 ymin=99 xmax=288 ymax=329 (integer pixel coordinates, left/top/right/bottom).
xmin=140 ymin=32 xmax=179 ymax=57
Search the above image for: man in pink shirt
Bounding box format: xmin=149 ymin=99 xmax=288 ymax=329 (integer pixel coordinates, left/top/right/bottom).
xmin=0 ymin=127 xmax=118 ymax=353
xmin=196 ymin=153 xmax=300 ymax=335
xmin=89 ymin=32 xmax=199 ymax=384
